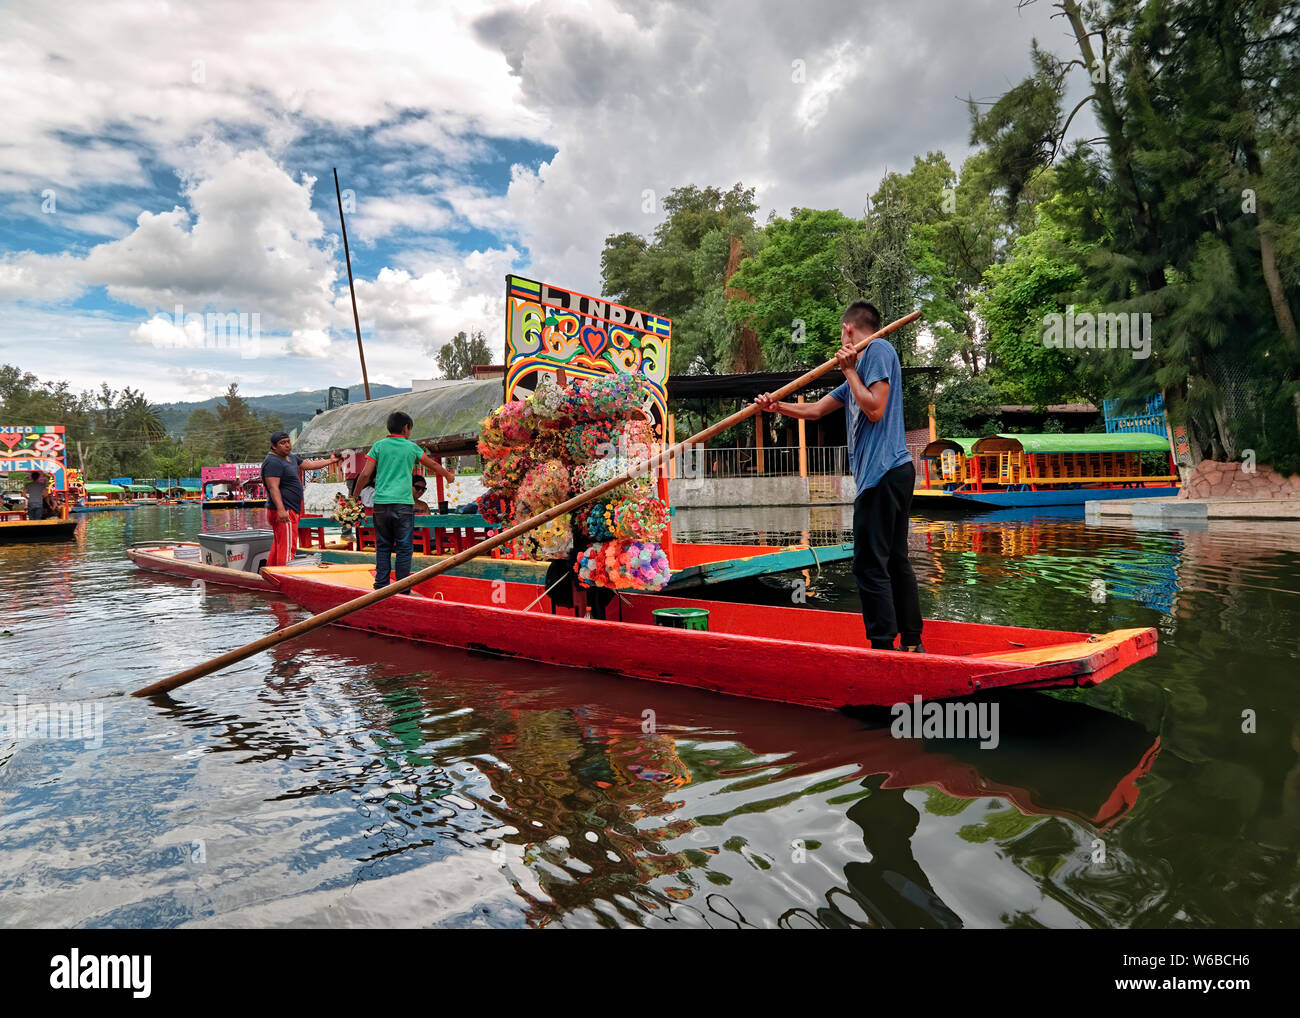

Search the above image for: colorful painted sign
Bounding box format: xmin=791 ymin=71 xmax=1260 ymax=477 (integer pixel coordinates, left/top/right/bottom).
xmin=503 ymin=275 xmax=672 ymax=424
xmin=200 ymin=463 xmax=264 ymax=484
xmin=0 ymin=425 xmax=67 ymax=490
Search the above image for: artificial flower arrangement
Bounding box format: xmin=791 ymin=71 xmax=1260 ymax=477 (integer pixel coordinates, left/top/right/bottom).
xmin=473 ymin=372 xmax=670 ymax=587
xmin=332 ymin=492 xmax=367 ymax=528
xmin=576 ymin=539 xmax=671 ymax=590
xmin=515 ymin=458 xmax=570 ymax=515
xmin=561 ymin=373 xmax=645 ymax=421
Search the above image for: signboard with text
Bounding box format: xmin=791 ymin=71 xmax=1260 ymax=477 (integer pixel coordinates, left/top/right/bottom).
xmin=503 ymin=275 xmax=671 ymax=425
xmin=0 ymin=425 xmax=67 ymax=490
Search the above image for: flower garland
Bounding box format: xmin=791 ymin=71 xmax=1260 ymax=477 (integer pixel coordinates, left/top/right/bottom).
xmin=616 ymin=417 xmax=657 ymax=460
xmin=477 ymin=411 xmax=508 ymax=459
xmin=518 ymin=513 xmax=574 ymax=560
xmin=476 ymin=492 xmax=510 ymax=524
xmin=575 ymin=539 xmax=671 ymax=590
xmin=526 ymin=374 xmax=567 ymax=420
xmin=562 ymin=373 xmax=645 ymax=420
xmin=516 ymin=458 xmax=570 ymax=514
xmin=578 ymin=499 xmax=616 ymax=540
xmin=563 ymin=420 xmax=619 ymax=463
xmin=497 ymin=399 xmax=537 ymax=445
xmin=571 ymin=455 xmax=651 ymax=493
xmin=483 ymin=449 xmax=533 ymax=495
xmin=608 ymin=495 xmax=669 ymax=541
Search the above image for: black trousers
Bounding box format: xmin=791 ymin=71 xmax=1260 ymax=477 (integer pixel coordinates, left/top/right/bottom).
xmin=852 ymin=462 xmax=923 ymax=650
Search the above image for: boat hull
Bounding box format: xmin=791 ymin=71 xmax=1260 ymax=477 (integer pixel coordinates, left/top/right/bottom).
xmin=266 ymin=566 xmax=1157 ymax=711
xmin=916 ymin=486 xmax=1180 ymax=509
xmin=203 ymin=499 xmax=266 ymax=510
xmin=0 ymin=518 xmax=80 ymax=542
xmin=127 ymin=545 xmax=274 ymax=591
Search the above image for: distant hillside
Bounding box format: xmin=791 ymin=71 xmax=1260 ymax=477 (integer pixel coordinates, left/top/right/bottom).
xmin=158 ymin=383 xmax=409 ymax=435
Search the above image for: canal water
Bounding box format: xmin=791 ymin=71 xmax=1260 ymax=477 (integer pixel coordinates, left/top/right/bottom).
xmin=1 ymin=504 xmax=1297 ymax=928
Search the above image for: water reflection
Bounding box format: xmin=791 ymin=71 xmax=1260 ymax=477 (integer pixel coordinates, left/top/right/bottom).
xmin=0 ymin=504 xmax=1297 ymax=927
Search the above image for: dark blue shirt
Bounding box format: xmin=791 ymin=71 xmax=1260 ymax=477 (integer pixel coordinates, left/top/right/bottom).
xmin=261 ymin=453 xmax=304 ymax=513
xmin=829 ymin=338 xmax=911 ymax=494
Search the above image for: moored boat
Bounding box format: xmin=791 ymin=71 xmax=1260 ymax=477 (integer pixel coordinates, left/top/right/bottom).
xmin=916 ymin=431 xmax=1180 ymax=509
xmin=263 ymin=563 xmax=1156 ymax=711
xmin=127 ymin=543 xmax=276 ymax=591
xmin=0 ymin=516 xmax=81 ymax=542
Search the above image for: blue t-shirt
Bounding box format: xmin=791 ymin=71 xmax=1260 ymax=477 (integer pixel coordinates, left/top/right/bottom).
xmin=261 ymin=452 xmax=304 ymax=513
xmin=828 ymin=338 xmax=911 ymax=495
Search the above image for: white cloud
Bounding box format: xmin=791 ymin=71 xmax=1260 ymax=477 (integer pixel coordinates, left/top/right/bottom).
xmin=0 ymin=251 xmax=86 ymax=302
xmin=1 ymin=0 xmax=1088 ymax=402
xmin=83 ymin=147 xmax=338 ymax=335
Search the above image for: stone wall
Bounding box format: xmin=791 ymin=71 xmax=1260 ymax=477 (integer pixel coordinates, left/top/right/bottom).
xmin=668 ymin=475 xmax=856 ymax=508
xmin=1178 ymin=460 xmax=1300 ymax=500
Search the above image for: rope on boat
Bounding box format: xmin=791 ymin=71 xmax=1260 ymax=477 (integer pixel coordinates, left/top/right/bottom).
xmin=524 ymin=572 xmax=571 ymax=613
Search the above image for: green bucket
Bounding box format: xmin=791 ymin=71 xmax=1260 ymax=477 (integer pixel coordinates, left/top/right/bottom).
xmin=653 ymin=607 xmax=709 ymax=631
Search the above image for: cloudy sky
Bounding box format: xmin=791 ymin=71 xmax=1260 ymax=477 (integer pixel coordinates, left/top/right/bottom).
xmin=0 ymin=0 xmax=1077 ymax=402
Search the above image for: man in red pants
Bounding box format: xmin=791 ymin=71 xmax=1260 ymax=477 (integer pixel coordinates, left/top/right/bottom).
xmin=262 ymin=431 xmax=341 ymax=567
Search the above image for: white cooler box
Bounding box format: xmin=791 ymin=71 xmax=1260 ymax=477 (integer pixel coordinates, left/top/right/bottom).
xmin=196 ymin=530 xmax=275 ymax=573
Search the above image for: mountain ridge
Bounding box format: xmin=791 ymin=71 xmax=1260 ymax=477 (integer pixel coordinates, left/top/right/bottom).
xmin=157 ymin=383 xmax=410 ymax=435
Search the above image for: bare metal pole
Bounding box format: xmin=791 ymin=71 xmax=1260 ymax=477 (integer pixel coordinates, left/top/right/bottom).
xmin=334 ymin=168 xmax=371 ymax=401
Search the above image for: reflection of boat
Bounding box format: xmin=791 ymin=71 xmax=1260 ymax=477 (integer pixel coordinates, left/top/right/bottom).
xmin=263 ymin=564 xmax=1157 ymax=710
xmin=917 ymin=433 xmax=1180 ymax=509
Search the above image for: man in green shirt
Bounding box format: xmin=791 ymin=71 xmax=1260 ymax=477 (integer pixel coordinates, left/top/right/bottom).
xmin=352 ymin=411 xmax=455 ymax=588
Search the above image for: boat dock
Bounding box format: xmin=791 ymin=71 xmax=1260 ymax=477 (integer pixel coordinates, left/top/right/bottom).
xmin=1086 ymin=496 xmax=1300 ymax=521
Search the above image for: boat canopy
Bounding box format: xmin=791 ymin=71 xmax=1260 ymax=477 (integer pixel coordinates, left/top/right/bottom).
xmin=85 ymin=483 xmax=126 ymax=494
xmin=180 ymin=485 xmax=201 ymax=493
xmin=292 ymin=379 xmax=502 ymax=457
xmin=921 ymin=437 xmax=978 ymax=458
xmin=973 ymin=432 xmax=1170 ymax=455
xmin=127 ymin=484 xmax=155 ymax=493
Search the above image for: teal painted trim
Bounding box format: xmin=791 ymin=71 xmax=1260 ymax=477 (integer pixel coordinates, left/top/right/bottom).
xmin=683 ymin=544 xmax=854 ymax=585
xmin=319 ymin=542 xmax=855 ymax=590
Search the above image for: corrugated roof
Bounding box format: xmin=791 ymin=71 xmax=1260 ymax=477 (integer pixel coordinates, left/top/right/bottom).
xmin=974 ymin=432 xmax=1170 ymax=454
xmin=292 ymin=379 xmax=502 ymax=456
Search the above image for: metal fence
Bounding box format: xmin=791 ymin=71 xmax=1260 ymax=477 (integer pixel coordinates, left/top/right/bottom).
xmin=671 ymin=444 xmax=849 ymax=479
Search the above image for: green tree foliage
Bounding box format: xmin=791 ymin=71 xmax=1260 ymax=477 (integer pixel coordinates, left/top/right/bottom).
xmin=0 ymin=366 xmax=282 ymax=482
xmin=724 ymin=207 xmax=869 ymax=370
xmin=977 ymin=193 xmax=1092 ymax=406
xmin=973 ymin=0 xmax=1300 ymax=469
xmin=601 ymin=183 xmax=760 ymax=373
xmin=436 ymin=329 xmax=491 ymax=379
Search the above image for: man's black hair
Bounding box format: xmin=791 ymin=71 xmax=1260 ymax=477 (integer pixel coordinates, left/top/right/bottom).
xmin=842 ymin=300 xmax=882 ymax=332
xmin=387 ymin=411 xmax=413 ymax=433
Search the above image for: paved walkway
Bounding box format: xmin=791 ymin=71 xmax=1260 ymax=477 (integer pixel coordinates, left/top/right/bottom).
xmin=1086 ymin=496 xmax=1300 ymax=521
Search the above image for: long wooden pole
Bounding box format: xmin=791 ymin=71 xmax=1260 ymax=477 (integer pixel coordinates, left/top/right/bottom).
xmin=333 ymin=168 xmax=371 ymax=401
xmin=132 ymin=310 xmax=920 ymax=698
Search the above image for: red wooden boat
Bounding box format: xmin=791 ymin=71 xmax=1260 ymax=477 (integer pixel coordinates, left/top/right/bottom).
xmin=264 ymin=564 xmax=1156 ymax=711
